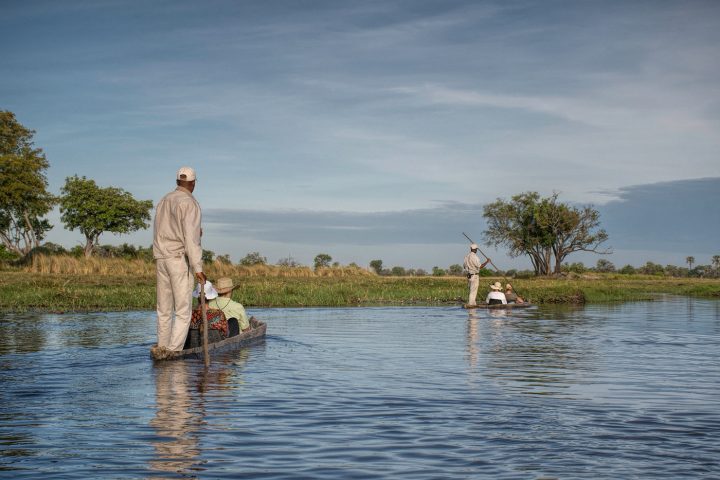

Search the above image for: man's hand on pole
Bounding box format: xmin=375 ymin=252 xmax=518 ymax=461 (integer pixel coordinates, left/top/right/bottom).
xmin=195 ymin=272 xmax=207 ymax=284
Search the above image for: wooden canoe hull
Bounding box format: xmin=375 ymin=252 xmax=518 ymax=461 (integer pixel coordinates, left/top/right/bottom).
xmin=151 ymin=319 xmax=267 ymax=361
xmin=463 ymin=303 xmax=533 ymax=310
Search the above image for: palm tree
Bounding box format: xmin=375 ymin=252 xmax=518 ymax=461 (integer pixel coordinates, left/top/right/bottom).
xmin=712 ymin=255 xmax=720 ymax=270
xmin=686 ymin=256 xmax=695 ymax=271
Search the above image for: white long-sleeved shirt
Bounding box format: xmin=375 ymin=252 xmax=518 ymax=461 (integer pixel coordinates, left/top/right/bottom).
xmin=152 ymin=186 xmax=203 ymax=274
xmin=463 ymin=252 xmax=483 ymax=274
xmin=486 ymin=291 xmax=507 ymax=304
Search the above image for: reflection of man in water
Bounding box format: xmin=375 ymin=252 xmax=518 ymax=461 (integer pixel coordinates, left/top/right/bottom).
xmin=149 ymin=351 xmax=252 ymax=475
xmin=149 ymin=362 xmax=199 ymax=475
xmin=466 ymin=312 xmax=480 ymax=368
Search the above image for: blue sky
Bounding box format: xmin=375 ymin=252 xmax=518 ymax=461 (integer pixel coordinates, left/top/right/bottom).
xmin=2 ymin=0 xmax=719 ymax=270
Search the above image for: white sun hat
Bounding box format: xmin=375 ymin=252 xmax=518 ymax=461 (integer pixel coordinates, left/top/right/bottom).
xmin=192 ymin=280 xmax=218 ymax=300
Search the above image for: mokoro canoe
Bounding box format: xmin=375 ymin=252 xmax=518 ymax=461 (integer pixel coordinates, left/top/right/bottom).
xmin=463 ymin=303 xmax=533 ymax=310
xmin=150 ymin=317 xmax=266 ymax=361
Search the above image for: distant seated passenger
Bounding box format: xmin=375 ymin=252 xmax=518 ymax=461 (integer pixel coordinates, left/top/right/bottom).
xmin=486 ymin=281 xmax=507 ymax=305
xmin=208 ymin=277 xmax=251 ymax=335
xmin=504 ymin=283 xmax=524 ymax=304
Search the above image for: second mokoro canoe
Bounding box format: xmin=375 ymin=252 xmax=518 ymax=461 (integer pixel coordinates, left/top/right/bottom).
xmin=463 ymin=303 xmax=533 ymax=310
xmin=150 ymin=317 xmax=266 ymax=361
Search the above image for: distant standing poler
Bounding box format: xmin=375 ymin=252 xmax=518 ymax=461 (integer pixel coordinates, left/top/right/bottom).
xmin=463 ymin=243 xmax=491 ymax=306
xmin=152 ymin=167 xmax=207 ymax=351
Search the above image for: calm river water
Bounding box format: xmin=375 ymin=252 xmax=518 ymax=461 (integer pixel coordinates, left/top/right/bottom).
xmin=1 ymin=298 xmax=719 ymax=479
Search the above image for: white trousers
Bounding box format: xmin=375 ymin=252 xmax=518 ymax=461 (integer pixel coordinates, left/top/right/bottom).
xmin=468 ymin=274 xmax=480 ymax=305
xmin=156 ymin=256 xmax=193 ymax=350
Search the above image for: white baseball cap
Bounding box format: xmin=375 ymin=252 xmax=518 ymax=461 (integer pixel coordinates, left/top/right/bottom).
xmin=470 ymin=243 xmax=478 ymax=250
xmin=176 ymin=166 xmax=196 ymax=181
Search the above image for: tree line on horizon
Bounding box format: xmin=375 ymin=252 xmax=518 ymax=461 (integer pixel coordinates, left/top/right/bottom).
xmin=4 ymin=241 xmax=718 ymax=279
xmin=3 ymin=110 xmax=717 ymax=279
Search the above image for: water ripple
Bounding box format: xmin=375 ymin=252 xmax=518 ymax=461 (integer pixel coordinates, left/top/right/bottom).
xmin=1 ymin=300 xmax=719 ymax=478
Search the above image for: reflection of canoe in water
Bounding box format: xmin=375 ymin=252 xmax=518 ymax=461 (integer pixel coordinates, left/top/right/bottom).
xmin=463 ymin=303 xmax=533 ymax=310
xmin=150 ymin=317 xmax=266 ymax=361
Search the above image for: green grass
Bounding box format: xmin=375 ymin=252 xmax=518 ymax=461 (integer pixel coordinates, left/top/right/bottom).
xmin=1 ymin=271 xmax=718 ymax=312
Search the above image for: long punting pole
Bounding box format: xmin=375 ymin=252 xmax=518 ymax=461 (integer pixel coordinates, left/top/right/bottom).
xmin=462 ymin=232 xmax=502 ymax=273
xmin=200 ymin=281 xmax=210 ymax=367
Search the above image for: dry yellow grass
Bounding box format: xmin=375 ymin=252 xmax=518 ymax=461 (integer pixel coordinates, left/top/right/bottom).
xmin=22 ymin=254 xmax=375 ymax=279
xmin=27 ymin=254 xmax=155 ymax=275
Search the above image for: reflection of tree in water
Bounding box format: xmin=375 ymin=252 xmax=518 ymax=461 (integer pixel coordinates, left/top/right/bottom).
xmin=1 ymin=312 xmax=155 ymax=354
xmin=149 ymin=349 xmax=250 ymax=477
xmin=58 ymin=313 xmax=149 ymax=349
xmin=0 ymin=313 xmax=48 ymax=354
xmin=467 ymin=306 xmax=601 ymax=396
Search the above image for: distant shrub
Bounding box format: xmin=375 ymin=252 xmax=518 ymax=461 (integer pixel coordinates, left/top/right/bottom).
xmin=239 ymin=251 xmax=267 ymax=266
xmin=447 ymin=264 xmax=463 ymax=276
xmin=619 ymin=264 xmax=636 ymax=275
xmin=514 ymin=270 xmax=536 ymax=279
xmin=391 ymin=266 xmax=406 ymax=276
xmin=277 ymin=256 xmax=301 ymax=267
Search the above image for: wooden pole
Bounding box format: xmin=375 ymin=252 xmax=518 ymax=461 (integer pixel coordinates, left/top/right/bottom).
xmin=462 ymin=232 xmax=523 ymax=299
xmin=200 ymin=281 xmax=210 ymax=367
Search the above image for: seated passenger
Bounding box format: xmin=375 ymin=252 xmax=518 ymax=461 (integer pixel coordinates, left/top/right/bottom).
xmin=504 ymin=283 xmax=524 ymax=304
xmin=188 ymin=281 xmax=227 ymax=347
xmin=486 ymin=281 xmax=507 ymax=305
xmin=208 ymin=277 xmax=251 ymax=334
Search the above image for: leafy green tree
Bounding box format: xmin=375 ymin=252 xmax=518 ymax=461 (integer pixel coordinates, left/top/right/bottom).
xmin=239 ymin=251 xmax=267 ymax=266
xmin=595 ymin=259 xmax=616 ymax=273
xmin=391 ymin=266 xmax=406 ymax=276
xmin=0 ymin=244 xmax=20 ymax=261
xmin=432 ymin=266 xmax=446 ymax=276
xmin=0 ymin=111 xmax=55 ymax=255
xmin=216 ymin=254 xmax=232 ymax=265
xmin=314 ymin=253 xmax=332 ymax=270
xmin=41 ymin=242 xmax=69 ymax=255
xmin=448 ymin=264 xmax=463 ymax=276
xmin=202 ymin=249 xmax=215 ymax=264
xmin=369 ymin=259 xmax=383 ymax=274
xmin=619 ymin=264 xmax=636 ymax=275
xmin=91 ymin=243 xmax=149 ymax=259
xmin=563 ymin=262 xmax=586 ymax=274
xmin=638 ymin=261 xmax=664 ymax=275
xmin=483 ymin=191 xmax=609 ymax=275
xmin=59 ymin=175 xmax=152 ymax=257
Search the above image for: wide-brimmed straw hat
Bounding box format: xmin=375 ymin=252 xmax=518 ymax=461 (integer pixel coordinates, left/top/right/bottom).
xmin=192 ymin=280 xmax=218 ymax=300
xmin=215 ymin=277 xmax=239 ymax=294
xmin=490 ymin=281 xmax=503 ymax=291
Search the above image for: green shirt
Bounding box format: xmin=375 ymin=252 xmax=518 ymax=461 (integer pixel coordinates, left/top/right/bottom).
xmin=208 ymin=297 xmax=250 ymax=330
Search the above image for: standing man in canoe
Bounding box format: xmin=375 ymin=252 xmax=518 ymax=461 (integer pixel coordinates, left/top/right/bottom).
xmin=153 ymin=167 xmax=207 ymax=351
xmin=463 ymin=243 xmax=490 ymax=306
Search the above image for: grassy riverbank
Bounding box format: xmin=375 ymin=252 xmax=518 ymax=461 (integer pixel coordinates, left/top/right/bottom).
xmin=1 ymin=269 xmax=719 ymax=312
